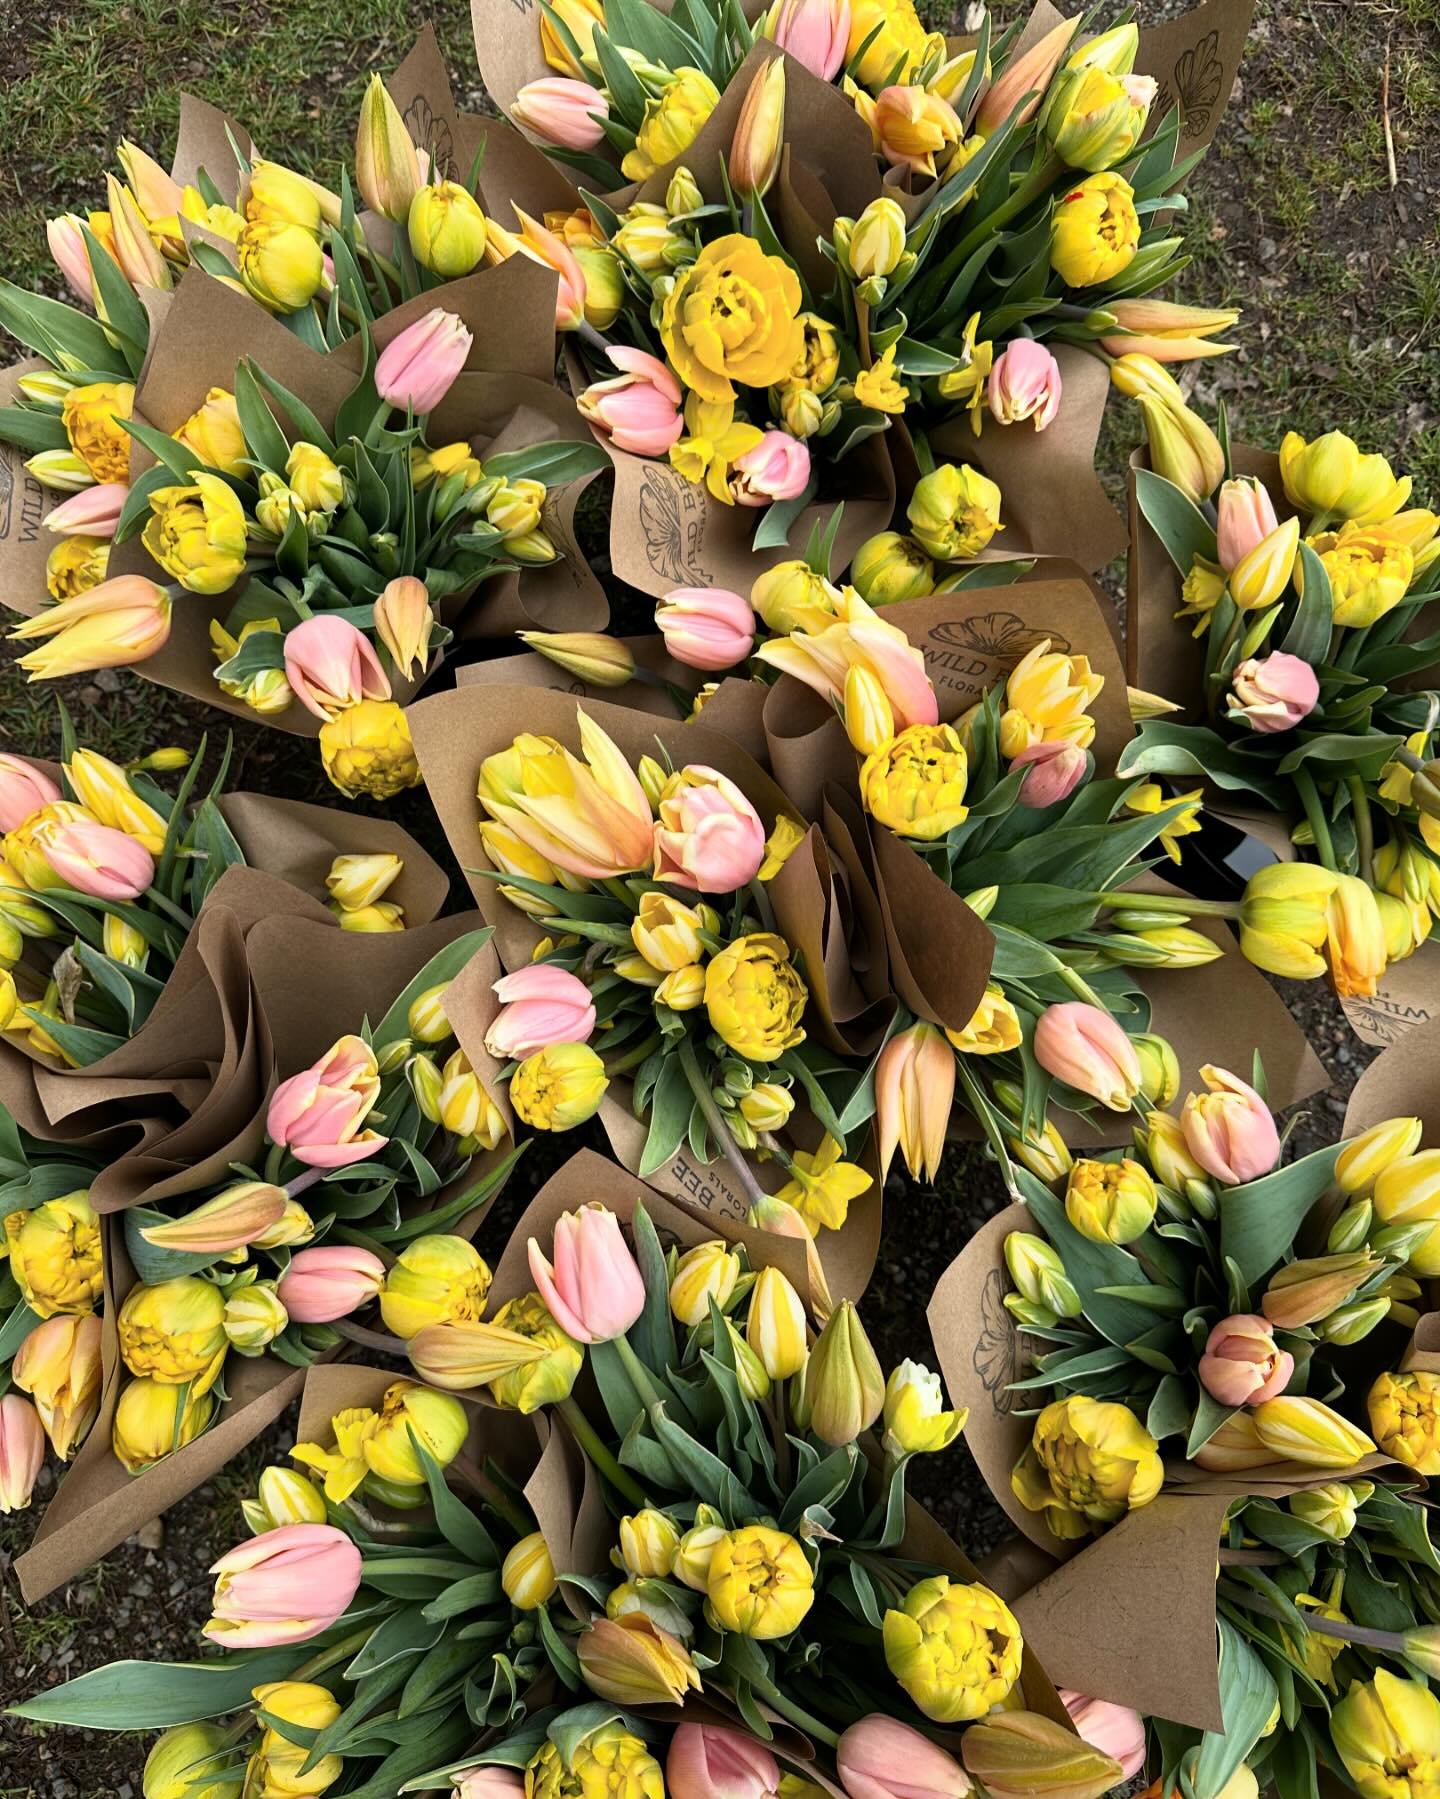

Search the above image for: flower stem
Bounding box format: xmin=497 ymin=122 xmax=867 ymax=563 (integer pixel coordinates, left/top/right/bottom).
xmin=450 ymin=1452 xmax=534 ymax=1538
xmin=1092 ymin=891 xmax=1242 ymax=919
xmin=615 ymin=1331 xmax=667 ymax=1416
xmin=558 ymin=1395 xmax=647 ymax=1507
xmin=291 ymin=1622 xmax=376 ymax=1682
xmin=677 ymin=1033 xmax=769 ymax=1212
xmin=331 ymin=1318 xmax=407 ymax=1358
xmin=749 ymin=1673 xmax=841 ymax=1748
xmin=941 ymin=154 xmax=1065 ymax=276
xmin=1294 ymin=766 xmax=1338 ymax=870
xmin=1347 ymin=775 xmax=1375 ymax=886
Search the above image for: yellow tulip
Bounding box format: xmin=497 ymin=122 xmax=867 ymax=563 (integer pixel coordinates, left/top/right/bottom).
xmin=502 ymin=1530 xmax=558 ymax=1609
xmin=1331 ymin=1670 xmax=1440 ymax=1799
xmin=117 ymin=1276 xmax=228 ymax=1392
xmin=488 ymin=1292 xmax=583 ymax=1412
xmin=860 ymin=723 xmax=969 ymax=840
xmin=1000 ymin=637 xmax=1104 ymax=758
xmin=883 ymin=1359 xmax=968 ymax=1457
xmin=668 ymin=1240 xmax=741 ymax=1327
xmin=112 ymin=1375 xmax=214 ymax=1472
xmin=62 ymin=381 xmax=135 ymax=484
xmin=883 ymin=1576 xmax=1023 ymax=1722
xmin=1012 ymin=1394 xmax=1162 ymax=1535
xmin=1280 ymin=430 xmax=1411 ymax=526
xmin=354 ymin=74 xmax=422 ymax=221
xmin=4 ymin=1192 xmax=103 ymax=1318
xmin=46 ymin=536 xmax=109 ymax=600
xmin=1251 ymin=1394 xmax=1374 ymax=1469
xmin=240 ymin=1465 xmax=327 ymax=1533
xmin=1050 ymin=172 xmax=1140 ymax=287
xmin=379 ymin=1235 xmax=493 ymax=1340
xmin=142 ymin=473 xmax=247 ymax=595
xmin=510 ymin=1042 xmax=608 ymax=1131
xmin=408 ymin=181 xmax=488 ymax=278
xmin=659 ymin=234 xmax=803 ymax=405
xmin=1064 ymin=1156 xmax=1157 ymax=1245
xmin=67 ymin=748 xmax=167 ymax=851
xmin=707 ymin=1524 xmax=815 ymax=1639
xmin=319 ymin=699 xmax=421 ymax=800
xmin=1367 ymin=1370 xmax=1440 ymax=1475
xmin=1229 ymin=516 xmax=1301 ymax=610
xmin=176 ymin=388 xmax=247 ymax=477
xmin=622 ymin=68 xmax=721 ymax=184
xmin=704 ymin=933 xmax=807 ymax=1061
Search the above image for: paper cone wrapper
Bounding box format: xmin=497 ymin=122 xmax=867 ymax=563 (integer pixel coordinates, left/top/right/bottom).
xmin=1348 ymin=1012 xmax=1440 ymax=1135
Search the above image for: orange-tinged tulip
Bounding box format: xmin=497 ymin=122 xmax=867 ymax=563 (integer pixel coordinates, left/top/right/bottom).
xmin=730 ymin=57 xmax=787 ymax=200
xmin=104 ymin=175 xmax=172 ymax=289
xmin=11 ymin=576 xmax=172 ymax=679
xmin=13 ymin=1312 xmax=102 ymax=1458
xmin=975 ymin=18 xmax=1078 ymax=135
xmin=875 ymin=1022 xmax=955 ymax=1182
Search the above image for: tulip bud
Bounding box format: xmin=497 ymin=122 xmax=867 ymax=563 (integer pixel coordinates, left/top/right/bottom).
xmin=960 ymin=1710 xmax=1123 ymax=1799
xmin=1319 ymin=1296 xmax=1390 ymax=1345
xmin=673 ymin=1505 xmax=727 ymax=1592
xmin=839 ymin=1715 xmax=970 ymax=1799
xmin=502 ymin=1530 xmax=558 ymax=1609
xmin=518 ymin=630 xmax=636 ymax=689
xmin=883 ymin=1360 xmax=967 ymax=1458
xmin=843 ymin=198 xmax=906 ymax=281
xmin=1136 ymin=394 xmax=1225 ymax=506
xmin=804 ymin=1300 xmax=884 ymax=1446
xmin=669 ymin=1240 xmax=742 ymax=1327
xmin=373 ymin=575 xmax=435 ymax=681
xmin=1005 ymin=1233 xmax=1081 ymax=1319
xmin=730 ymin=57 xmax=786 ymax=201
xmin=746 ymin=1265 xmax=808 ymax=1381
xmin=241 ymin=1465 xmax=328 ymax=1534
xmin=617 ymin=1507 xmax=682 ymax=1579
xmin=578 ymin=1612 xmax=702 ymax=1706
xmin=223 ymin=1281 xmax=289 ymax=1355
xmin=1132 ymin=1033 xmax=1180 ymax=1107
xmin=1261 ymin=1251 xmax=1384 ymax=1328
xmin=408 ymin=182 xmax=489 ymax=279
xmin=1338 ymin=1116 xmax=1425 ymax=1196
xmin=356 ymin=75 xmax=422 ymax=221
xmin=142 ymin=1723 xmax=239 ymax=1799
xmin=1252 ymin=1394 xmax=1375 ymax=1469
xmin=1287 ymin=1480 xmax=1373 ymax=1541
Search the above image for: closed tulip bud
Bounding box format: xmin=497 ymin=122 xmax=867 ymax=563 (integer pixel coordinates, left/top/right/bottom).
xmin=278 ymin=1246 xmax=386 ymax=1324
xmin=616 ymin=1508 xmax=682 ymax=1580
xmin=1180 ymin=1064 xmax=1280 ymax=1185
xmin=844 ymin=198 xmax=907 ymax=281
xmin=47 ymin=214 xmax=98 ymax=304
xmin=399 ymin=985 xmax=449 ymax=1048
xmin=220 ymin=1280 xmax=287 ymax=1355
xmin=1004 ymin=1234 xmax=1081 ymax=1319
xmin=851 ymin=531 xmax=934 ymax=607
xmin=1287 ymin=1480 xmax=1373 ymax=1541
xmin=254 ymin=1198 xmax=315 ymax=1251
xmin=369 ymin=574 xmax=435 ymax=683
xmin=142 ymin=1723 xmax=239 ymax=1799
xmin=176 ymin=386 xmax=247 ymax=478
xmin=656 ymin=965 xmax=706 ymax=1010
xmin=1338 ymin=1116 xmax=1424 ymax=1196
xmin=837 ymin=1716 xmax=970 ymax=1799
xmin=669 ymin=1240 xmax=742 ymax=1326
xmin=113 ymin=1376 xmax=215 ymax=1473
xmin=763 ymin=0 xmax=851 ymax=81
xmin=513 ymin=77 xmax=610 ymax=151
xmin=403 ymin=181 xmax=487 ymax=280
xmin=0 ymin=1394 xmax=45 ymax=1513
xmin=1135 ymin=393 xmax=1225 ymax=506
xmin=730 ymin=57 xmax=786 ymax=200
xmin=1216 ymin=476 xmax=1281 ymax=573
xmin=656 ymin=587 xmax=756 ymax=672
xmin=379 ymin=1234 xmax=493 ymax=1342
xmin=13 ymin=1312 xmax=102 ymax=1459
xmin=376 ymin=308 xmax=473 ymax=415
xmin=118 ymin=1276 xmax=228 ymax=1391
xmin=805 ymin=1300 xmax=884 ymax=1446
xmin=1131 ymin=1033 xmax=1180 ymax=1107
xmin=502 ymin=1530 xmax=557 ymax=1609
xmin=1262 ymin=1250 xmax=1383 ymax=1328
xmin=1320 ymin=1296 xmax=1390 ymax=1344
xmin=106 ymin=175 xmax=172 ymax=289
xmin=746 ymin=1266 xmax=807 ymax=1380
xmin=1252 ymin=1394 xmax=1374 ymax=1469
xmin=1058 ymin=1692 xmax=1145 ymax=1783
xmin=241 ymin=1465 xmax=327 ymax=1535
xmin=0 ymin=754 xmax=60 ymax=830
xmin=883 ymin=1360 xmax=967 ymax=1459
xmin=324 ymin=851 xmax=403 ymax=915
xmin=988 ymin=340 xmax=1063 ymax=431
xmin=884 ymin=1576 xmax=1024 ymax=1724
xmin=356 ymin=74 xmax=422 ymax=220
xmin=518 ymin=630 xmax=636 ymax=689
xmin=236 ymin=215 xmax=324 ymax=312
xmin=960 ymin=1710 xmax=1124 ymax=1799
xmin=670 ymin=1506 xmax=726 ymax=1593
xmin=845 ymin=664 xmax=897 ymax=757
xmin=1034 ymin=1003 xmax=1141 ymax=1112
xmin=875 ymin=1021 xmax=955 ymax=1183
xmin=739 ymin=1082 xmax=794 ymax=1133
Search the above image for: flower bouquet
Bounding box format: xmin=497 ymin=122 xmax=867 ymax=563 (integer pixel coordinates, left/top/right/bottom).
xmin=470 ymin=0 xmax=1251 ymax=593
xmin=409 ymin=683 xmax=897 ymax=1299
xmin=11 ymin=915 xmax=521 ymax=1604
xmin=14 ymin=1360 xmax=578 ymax=1797
xmin=1117 ymin=375 xmax=1440 ymax=1033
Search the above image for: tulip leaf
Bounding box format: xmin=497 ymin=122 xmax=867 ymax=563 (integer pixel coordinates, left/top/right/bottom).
xmin=1145 ymin=1372 xmax=1191 ymax=1441
xmin=751 ymin=481 xmax=819 ymax=552
xmin=340 ymin=1719 xmax=478 ymax=1799
xmin=367 ymin=929 xmax=494 ymax=1058
xmin=1191 ymin=1621 xmax=1279 ymax=1799
xmin=0 ymin=405 xmax=69 ymax=454
xmin=485 ymin=440 xmax=611 ymax=490
xmin=637 ymin=1054 xmax=694 ymax=1179
xmin=1275 ymin=730 xmax=1404 ymax=777
xmin=1116 ymin=720 xmax=1290 ymax=806
xmin=1186 ymin=1390 xmax=1239 ymax=1459
xmin=79 ymin=224 xmax=149 ymax=376
xmin=629 ymin=1202 xmax=678 ymax=1373
xmin=1134 ymin=466 xmax=1219 ymax=577
xmin=1218 ymin=1143 xmax=1343 ymax=1286
xmin=8 ymin=1647 xmax=313 ymax=1726
xmin=0 ymin=279 xmax=122 ymax=373
xmin=123 ymin=1208 xmax=225 ymax=1285
xmin=19 ymin=1005 xmax=127 ymax=1067
xmin=1279 ymin=543 xmax=1335 ymax=663
xmin=0 ymin=1298 xmax=39 ymax=1361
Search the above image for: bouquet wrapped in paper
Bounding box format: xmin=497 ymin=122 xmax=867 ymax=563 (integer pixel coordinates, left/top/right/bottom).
xmin=1118 ymin=372 xmax=1440 ymax=1038
xmin=410 ymin=682 xmax=898 ymax=1301
xmin=472 ymin=0 xmax=1252 ymax=593
xmin=11 ymin=915 xmax=520 ymax=1603
xmin=925 ymin=1024 xmax=1440 ymax=1792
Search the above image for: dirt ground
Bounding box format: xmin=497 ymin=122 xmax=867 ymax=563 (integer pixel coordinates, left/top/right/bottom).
xmin=2 ymin=0 xmax=1436 ymax=1790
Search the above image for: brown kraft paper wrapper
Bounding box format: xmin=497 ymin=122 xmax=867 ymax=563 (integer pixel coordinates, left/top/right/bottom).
xmin=1347 ymin=1011 xmax=1440 ymax=1136
xmin=930 ymin=1203 xmax=1391 ymax=1728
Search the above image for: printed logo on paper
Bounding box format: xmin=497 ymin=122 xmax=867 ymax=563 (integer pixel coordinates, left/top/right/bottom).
xmin=925 ymin=612 xmax=1071 ymax=707
xmin=974 ymin=1266 xmax=1023 ymax=1414
xmin=640 ymin=467 xmax=714 ymax=588
xmin=1154 ymin=31 xmax=1226 ymax=139
xmin=668 ymin=1153 xmax=747 ymax=1221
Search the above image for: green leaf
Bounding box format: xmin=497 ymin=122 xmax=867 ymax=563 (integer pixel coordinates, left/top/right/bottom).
xmin=637 ymin=1054 xmax=693 ymax=1179
xmin=115 ymin=463 xmax=181 ymax=544
xmin=1134 ymin=466 xmax=1218 ymax=575
xmin=1191 ymin=1621 xmax=1278 ymax=1799
xmin=80 ymin=225 xmax=149 ymax=375
xmin=0 ymin=279 xmax=121 ymax=372
xmin=10 ymin=1648 xmax=312 ymax=1726
xmin=751 ymin=480 xmax=819 ymax=553
xmin=370 ymin=931 xmax=493 ymax=1055
xmin=1279 ymin=543 xmax=1333 ymax=664
xmin=411 ymin=1432 xmax=499 ymax=1568
xmin=629 ymin=1203 xmax=677 ymax=1374
xmin=1219 ymin=1144 xmax=1343 ymax=1286
xmin=233 ymin=359 xmax=292 ymax=472
xmin=1116 ymin=721 xmax=1289 ymax=807
xmin=484 ymin=441 xmax=610 ymax=488
xmin=20 ymin=1006 xmax=127 ymax=1067
xmin=0 ymin=406 xmax=69 ymax=454
xmin=0 ymin=1298 xmax=40 ymax=1360
xmin=249 ymin=364 xmax=337 ymax=456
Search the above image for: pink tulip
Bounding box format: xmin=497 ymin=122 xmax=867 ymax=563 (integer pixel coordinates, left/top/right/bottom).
xmin=875 ymin=1021 xmax=955 ymax=1184
xmin=283 ymin=615 xmax=392 ymax=721
xmin=1058 ymin=1692 xmax=1146 ymax=1782
xmin=1033 ymin=1002 xmax=1142 ymax=1112
xmin=668 ymin=1723 xmax=781 ymax=1799
xmin=47 ymin=214 xmax=95 ymax=304
xmin=578 ymin=348 xmax=685 ymax=458
xmin=204 ymin=1522 xmax=362 ymax=1647
xmin=485 ymin=964 xmax=597 ymax=1060
xmin=42 ymin=817 xmax=154 ymax=900
xmin=44 ymin=483 xmax=129 ymax=539
xmin=766 ymin=0 xmax=852 ymax=82
xmin=1181 ymin=1064 xmax=1280 ymax=1185
xmin=277 ymin=1245 xmax=388 ymax=1323
xmin=987 ymin=340 xmax=1063 ymax=431
xmin=655 ymin=588 xmax=757 ymax=671
xmin=376 ymin=308 xmax=473 ymax=414
xmin=837 ymin=1716 xmax=971 ymax=1799
xmin=528 ymin=1203 xmax=646 ymax=1344
xmin=731 ymin=431 xmax=812 ymax=506
xmin=453 ymin=1771 xmax=527 ymax=1799
xmin=1216 ymin=476 xmax=1280 ymax=573
xmin=513 ymin=77 xmax=610 ymax=151
xmin=1198 ymin=1313 xmax=1295 ymax=1408
xmin=653 ymin=766 xmax=767 ymax=892
xmin=0 ymin=1394 xmax=45 ymax=1514
xmin=268 ymin=1033 xmax=388 ymax=1168
xmin=0 ymin=755 xmax=60 ymax=831
xmin=1226 ymin=652 xmax=1319 ymax=735
xmin=757 ymin=594 xmax=939 ymax=737
xmin=1012 ymin=738 xmax=1087 ymax=808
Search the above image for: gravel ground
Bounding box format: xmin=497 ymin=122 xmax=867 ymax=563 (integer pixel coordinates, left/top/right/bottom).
xmin=3 ymin=0 xmax=1431 ymax=1787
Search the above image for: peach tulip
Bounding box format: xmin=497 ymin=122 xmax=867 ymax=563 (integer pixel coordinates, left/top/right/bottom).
xmin=203 ymin=1522 xmax=362 ymax=1646
xmin=653 ymin=766 xmax=768 ymax=892
xmin=1033 ymin=1002 xmax=1142 ymax=1112
xmin=1181 ymin=1064 xmax=1280 ymax=1185
xmin=267 ymin=1034 xmax=387 ymax=1168
xmin=528 ymin=1203 xmax=646 ymax=1343
xmin=277 ymin=1245 xmax=387 ymax=1323
xmin=655 ymin=588 xmax=757 ymax=671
